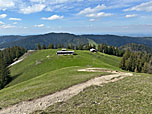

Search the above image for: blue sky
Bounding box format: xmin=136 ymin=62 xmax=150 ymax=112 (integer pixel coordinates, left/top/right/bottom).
xmin=0 ymin=0 xmax=152 ymax=35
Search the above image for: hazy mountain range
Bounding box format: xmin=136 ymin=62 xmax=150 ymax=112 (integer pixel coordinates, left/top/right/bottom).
xmin=0 ymin=33 xmax=152 ymax=49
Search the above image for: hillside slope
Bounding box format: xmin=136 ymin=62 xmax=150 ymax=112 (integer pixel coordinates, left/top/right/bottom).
xmin=0 ymin=49 xmax=151 ymax=114
xmin=0 ymin=49 xmax=121 ymax=108
xmin=8 ymin=49 xmax=121 ymax=86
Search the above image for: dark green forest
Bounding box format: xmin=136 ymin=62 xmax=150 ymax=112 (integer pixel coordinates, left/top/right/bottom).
xmin=120 ymin=43 xmax=152 ymax=54
xmin=1 ymin=46 xmax=27 ymax=66
xmin=0 ymin=46 xmax=26 ymax=89
xmin=98 ymin=44 xmax=124 ymax=57
xmin=120 ymin=50 xmax=152 ymax=74
xmin=0 ymin=53 xmax=10 ymax=89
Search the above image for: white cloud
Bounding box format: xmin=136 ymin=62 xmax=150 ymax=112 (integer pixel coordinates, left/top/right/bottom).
xmin=46 ymin=0 xmax=84 ymax=4
xmin=77 ymin=4 xmax=112 ymax=19
xmin=30 ymin=0 xmax=46 ymax=3
xmin=89 ymin=19 xmax=95 ymax=22
xmin=0 ymin=0 xmax=15 ymax=10
xmin=124 ymin=1 xmax=152 ymax=12
xmin=0 ymin=18 xmax=16 ymax=29
xmin=0 ymin=0 xmax=100 ymax=15
xmin=34 ymin=24 xmax=44 ymax=27
xmin=41 ymin=15 xmax=64 ymax=20
xmin=9 ymin=18 xmax=22 ymax=21
xmin=0 ymin=14 xmax=7 ymax=18
xmin=45 ymin=7 xmax=53 ymax=12
xmin=0 ymin=24 xmax=16 ymax=29
xmin=3 ymin=25 xmax=16 ymax=29
xmin=20 ymin=4 xmax=46 ymax=14
xmin=23 ymin=27 xmax=28 ymax=29
xmin=13 ymin=22 xmax=18 ymax=24
xmin=45 ymin=5 xmax=64 ymax=12
xmin=78 ymin=4 xmax=106 ymax=15
xmin=86 ymin=12 xmax=113 ymax=18
xmin=0 ymin=21 xmax=4 ymax=25
xmin=125 ymin=14 xmax=137 ymax=18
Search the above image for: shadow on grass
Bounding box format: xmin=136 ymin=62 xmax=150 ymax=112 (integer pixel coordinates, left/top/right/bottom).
xmin=11 ymin=73 xmax=23 ymax=80
xmin=5 ymin=73 xmax=22 ymax=88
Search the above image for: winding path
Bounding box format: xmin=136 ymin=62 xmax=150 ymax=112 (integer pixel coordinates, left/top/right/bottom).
xmin=0 ymin=68 xmax=133 ymax=114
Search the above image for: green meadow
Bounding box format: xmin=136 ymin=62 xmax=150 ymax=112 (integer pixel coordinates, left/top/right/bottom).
xmin=1 ymin=49 xmax=152 ymax=114
xmin=0 ymin=49 xmax=120 ymax=108
xmin=35 ymin=73 xmax=152 ymax=114
xmin=8 ymin=49 xmax=121 ymax=86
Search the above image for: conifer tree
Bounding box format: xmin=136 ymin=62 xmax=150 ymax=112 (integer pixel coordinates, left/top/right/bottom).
xmin=42 ymin=44 xmax=46 ymax=49
xmin=78 ymin=44 xmax=83 ymax=50
xmin=84 ymin=43 xmax=90 ymax=50
xmin=37 ymin=43 xmax=41 ymax=50
xmin=48 ymin=43 xmax=54 ymax=49
xmin=0 ymin=53 xmax=11 ymax=89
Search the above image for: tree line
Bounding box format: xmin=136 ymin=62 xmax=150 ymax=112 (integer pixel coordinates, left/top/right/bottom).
xmin=98 ymin=44 xmax=124 ymax=57
xmin=36 ymin=43 xmax=97 ymax=50
xmin=1 ymin=46 xmax=27 ymax=66
xmin=36 ymin=43 xmax=124 ymax=57
xmin=0 ymin=46 xmax=26 ymax=89
xmin=120 ymin=43 xmax=152 ymax=54
xmin=120 ymin=49 xmax=152 ymax=74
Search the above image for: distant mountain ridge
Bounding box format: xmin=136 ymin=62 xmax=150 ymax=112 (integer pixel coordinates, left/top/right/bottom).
xmin=0 ymin=33 xmax=152 ymax=49
xmin=0 ymin=33 xmax=89 ymax=49
xmin=0 ymin=35 xmax=26 ymax=45
xmin=82 ymin=35 xmax=152 ymax=47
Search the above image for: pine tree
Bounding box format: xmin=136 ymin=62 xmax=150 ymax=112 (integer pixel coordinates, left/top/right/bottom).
xmin=134 ymin=67 xmax=138 ymax=73
xmin=142 ymin=62 xmax=148 ymax=73
xmin=0 ymin=53 xmax=11 ymax=89
xmin=147 ymin=60 xmax=152 ymax=74
xmin=37 ymin=43 xmax=41 ymax=50
xmin=120 ymin=50 xmax=131 ymax=70
xmin=67 ymin=44 xmax=72 ymax=49
xmin=84 ymin=43 xmax=90 ymax=50
xmin=98 ymin=44 xmax=102 ymax=52
xmin=48 ymin=43 xmax=54 ymax=49
xmin=92 ymin=44 xmax=96 ymax=49
xmin=78 ymin=44 xmax=83 ymax=50
xmin=16 ymin=47 xmax=20 ymax=59
xmin=42 ymin=44 xmax=46 ymax=49
xmin=57 ymin=44 xmax=63 ymax=49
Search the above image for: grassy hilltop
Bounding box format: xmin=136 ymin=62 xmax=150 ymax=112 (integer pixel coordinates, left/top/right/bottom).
xmin=0 ymin=49 xmax=152 ymax=114
xmin=8 ymin=49 xmax=121 ymax=86
xmin=0 ymin=49 xmax=120 ymax=108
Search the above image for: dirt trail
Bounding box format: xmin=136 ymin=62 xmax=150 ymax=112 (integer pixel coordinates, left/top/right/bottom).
xmin=0 ymin=68 xmax=133 ymax=114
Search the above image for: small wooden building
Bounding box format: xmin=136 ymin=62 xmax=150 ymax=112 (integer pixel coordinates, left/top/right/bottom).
xmin=90 ymin=48 xmax=97 ymax=52
xmin=56 ymin=48 xmax=74 ymax=55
